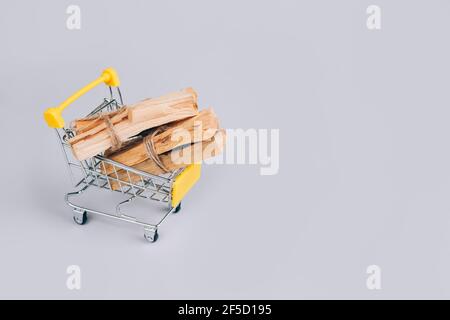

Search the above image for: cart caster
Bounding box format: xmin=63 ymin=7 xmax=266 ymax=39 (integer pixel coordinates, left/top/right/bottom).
xmin=73 ymin=210 xmax=87 ymax=225
xmin=144 ymin=227 xmax=159 ymax=243
xmin=172 ymin=202 xmax=181 ymax=214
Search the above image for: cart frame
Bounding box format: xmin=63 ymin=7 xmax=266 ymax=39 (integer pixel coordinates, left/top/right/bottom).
xmin=45 ymin=69 xmax=201 ymax=242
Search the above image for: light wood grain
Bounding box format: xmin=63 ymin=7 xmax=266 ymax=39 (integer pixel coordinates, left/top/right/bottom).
xmin=68 ymin=88 xmax=199 ymax=161
xmin=108 ymin=129 xmax=226 ymax=190
xmin=102 ymin=108 xmax=219 ymax=174
xmin=128 ymin=87 xmax=197 ymax=123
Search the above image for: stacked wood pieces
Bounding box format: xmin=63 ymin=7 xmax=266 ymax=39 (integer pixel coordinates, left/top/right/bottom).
xmin=102 ymin=108 xmax=219 ymax=175
xmin=69 ymin=88 xmax=199 ymax=161
xmin=107 ymin=129 xmax=226 ymax=190
xmin=67 ymin=87 xmax=225 ymax=188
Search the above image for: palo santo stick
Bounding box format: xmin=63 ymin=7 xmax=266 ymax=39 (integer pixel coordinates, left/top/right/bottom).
xmin=68 ymin=88 xmax=199 ymax=161
xmin=108 ymin=129 xmax=226 ymax=190
xmin=103 ymin=108 xmax=219 ymax=175
xmin=128 ymin=87 xmax=197 ymax=123
xmin=71 ymin=88 xmax=197 ymax=131
xmin=71 ymin=109 xmax=126 ymax=134
xmin=154 ymin=108 xmax=219 ymax=154
xmin=70 ymin=108 xmax=128 ymax=138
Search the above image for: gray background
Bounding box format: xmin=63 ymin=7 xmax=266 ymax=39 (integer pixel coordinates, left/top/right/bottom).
xmin=1 ymin=0 xmax=450 ymax=299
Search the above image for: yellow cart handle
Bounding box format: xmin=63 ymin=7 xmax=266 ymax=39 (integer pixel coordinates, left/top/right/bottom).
xmin=44 ymin=67 xmax=120 ymax=128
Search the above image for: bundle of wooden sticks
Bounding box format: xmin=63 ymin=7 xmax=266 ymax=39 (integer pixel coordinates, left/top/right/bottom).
xmin=68 ymin=88 xmax=225 ymax=187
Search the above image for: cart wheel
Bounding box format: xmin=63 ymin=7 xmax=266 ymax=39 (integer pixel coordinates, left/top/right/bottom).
xmin=172 ymin=202 xmax=182 ymax=214
xmin=144 ymin=229 xmax=159 ymax=243
xmin=73 ymin=211 xmax=87 ymax=225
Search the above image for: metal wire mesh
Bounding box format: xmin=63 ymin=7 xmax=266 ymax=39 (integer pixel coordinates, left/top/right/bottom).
xmin=56 ymin=96 xmax=182 ymax=205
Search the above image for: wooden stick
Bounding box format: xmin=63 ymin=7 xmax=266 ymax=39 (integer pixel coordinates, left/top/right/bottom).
xmin=107 ymin=129 xmax=226 ymax=190
xmin=102 ymin=108 xmax=219 ymax=175
xmin=128 ymin=87 xmax=197 ymax=123
xmin=68 ymin=88 xmax=199 ymax=161
xmin=71 ymin=109 xmax=126 ymax=134
xmin=70 ymin=108 xmax=128 ymax=141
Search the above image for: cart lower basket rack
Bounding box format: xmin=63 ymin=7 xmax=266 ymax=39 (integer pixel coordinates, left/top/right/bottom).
xmin=44 ymin=68 xmax=201 ymax=242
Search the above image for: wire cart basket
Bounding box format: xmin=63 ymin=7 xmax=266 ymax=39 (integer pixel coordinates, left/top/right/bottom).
xmin=44 ymin=68 xmax=201 ymax=242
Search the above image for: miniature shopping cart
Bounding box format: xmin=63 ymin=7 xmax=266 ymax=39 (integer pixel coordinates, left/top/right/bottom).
xmin=43 ymin=68 xmax=201 ymax=242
